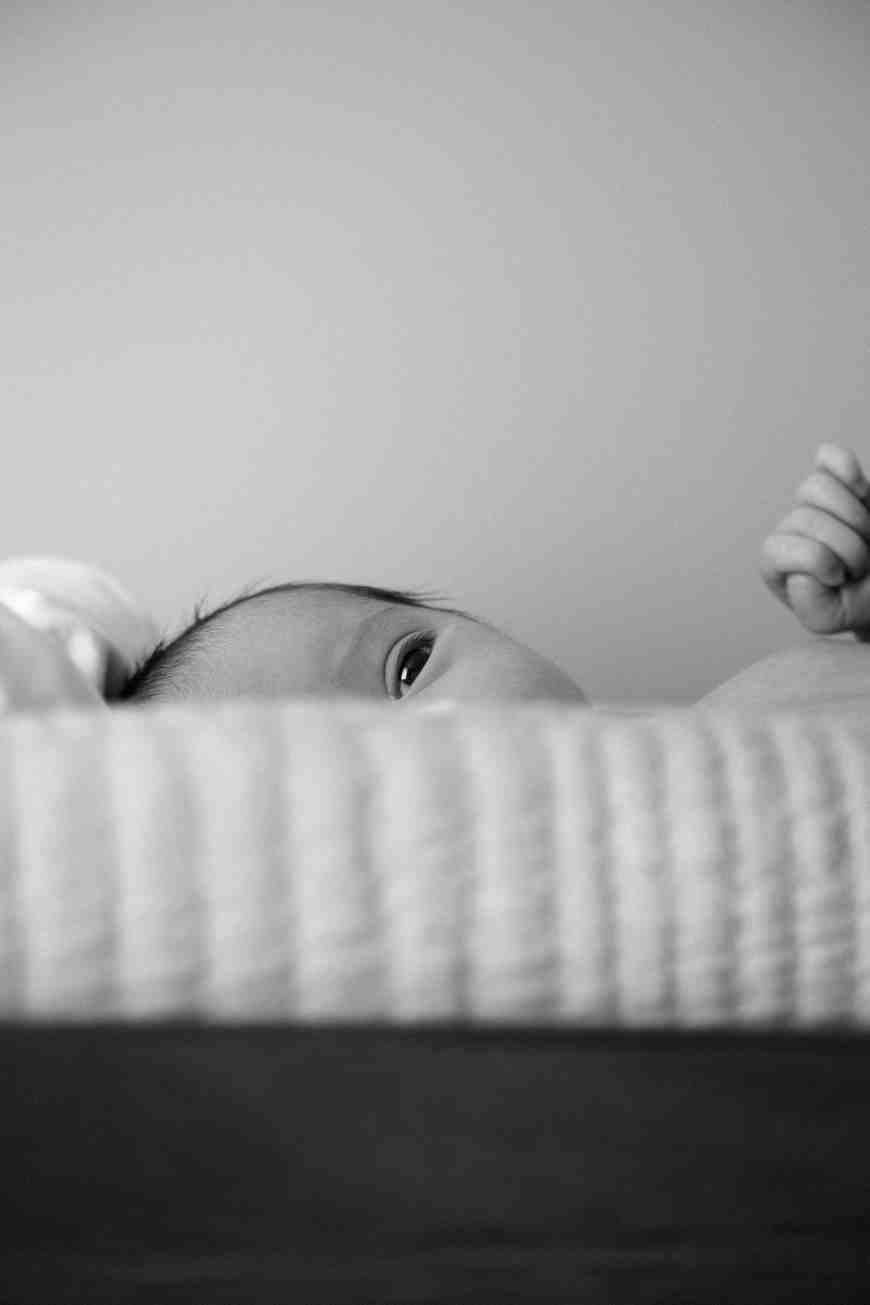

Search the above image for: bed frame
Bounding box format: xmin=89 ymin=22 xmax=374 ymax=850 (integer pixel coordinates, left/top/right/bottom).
xmin=3 ymin=1024 xmax=870 ymax=1302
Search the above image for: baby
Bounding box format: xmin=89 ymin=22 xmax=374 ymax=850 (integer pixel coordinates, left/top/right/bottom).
xmin=118 ymin=440 xmax=870 ymax=708
xmin=2 ymin=442 xmax=870 ymax=712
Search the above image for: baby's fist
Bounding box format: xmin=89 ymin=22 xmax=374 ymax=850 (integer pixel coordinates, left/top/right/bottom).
xmin=760 ymin=443 xmax=870 ymax=640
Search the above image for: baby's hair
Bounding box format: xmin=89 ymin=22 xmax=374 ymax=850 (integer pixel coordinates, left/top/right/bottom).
xmin=118 ymin=580 xmax=477 ymax=702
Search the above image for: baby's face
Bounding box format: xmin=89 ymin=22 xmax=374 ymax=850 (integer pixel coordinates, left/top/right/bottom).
xmin=153 ymin=588 xmax=585 ymax=705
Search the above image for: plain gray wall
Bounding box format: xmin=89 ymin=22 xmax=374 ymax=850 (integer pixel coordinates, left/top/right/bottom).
xmin=2 ymin=1 xmax=867 ymax=703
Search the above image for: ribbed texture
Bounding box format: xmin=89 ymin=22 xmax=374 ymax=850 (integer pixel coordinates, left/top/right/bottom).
xmin=1 ymin=699 xmax=869 ymax=1026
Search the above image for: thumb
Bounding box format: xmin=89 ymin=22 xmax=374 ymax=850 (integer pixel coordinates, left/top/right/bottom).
xmin=785 ymin=574 xmax=848 ymax=635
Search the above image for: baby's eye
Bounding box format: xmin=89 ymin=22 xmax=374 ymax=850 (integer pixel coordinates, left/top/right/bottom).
xmin=388 ymin=633 xmax=435 ymax=699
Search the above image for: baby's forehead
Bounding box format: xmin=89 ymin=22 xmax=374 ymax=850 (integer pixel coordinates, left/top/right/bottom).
xmin=175 ymin=587 xmax=407 ymax=698
xmin=195 ymin=585 xmax=480 ymax=684
xmin=200 ymin=586 xmax=444 ymax=673
xmin=211 ymin=587 xmax=401 ymax=640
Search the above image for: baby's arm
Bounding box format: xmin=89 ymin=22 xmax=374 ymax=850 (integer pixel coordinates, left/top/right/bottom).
xmin=760 ymin=442 xmax=870 ymax=642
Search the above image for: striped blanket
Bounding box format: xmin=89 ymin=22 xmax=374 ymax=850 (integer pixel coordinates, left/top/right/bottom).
xmin=1 ymin=698 xmax=868 ymax=1027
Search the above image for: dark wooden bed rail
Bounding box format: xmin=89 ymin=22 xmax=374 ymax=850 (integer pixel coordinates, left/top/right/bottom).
xmin=2 ymin=1025 xmax=869 ymax=1302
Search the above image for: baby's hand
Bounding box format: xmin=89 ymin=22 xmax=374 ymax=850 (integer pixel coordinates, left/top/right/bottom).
xmin=760 ymin=443 xmax=870 ymax=640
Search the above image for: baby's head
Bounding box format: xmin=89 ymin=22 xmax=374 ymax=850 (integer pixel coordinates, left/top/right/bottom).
xmin=119 ymin=581 xmax=585 ymax=706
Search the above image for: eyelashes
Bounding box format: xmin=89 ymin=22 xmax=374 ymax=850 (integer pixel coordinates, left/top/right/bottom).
xmin=387 ymin=632 xmax=436 ymax=699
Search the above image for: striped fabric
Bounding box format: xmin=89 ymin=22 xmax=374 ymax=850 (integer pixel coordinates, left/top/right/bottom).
xmin=0 ymin=698 xmax=869 ymax=1027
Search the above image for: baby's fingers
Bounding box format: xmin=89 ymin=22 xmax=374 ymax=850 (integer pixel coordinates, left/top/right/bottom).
xmin=774 ymin=505 xmax=870 ymax=582
xmin=815 ymin=443 xmax=870 ymax=501
xmin=760 ymin=531 xmax=847 ymax=606
xmin=796 ymin=468 xmax=870 ymax=550
xmin=784 ymin=573 xmax=847 ymax=635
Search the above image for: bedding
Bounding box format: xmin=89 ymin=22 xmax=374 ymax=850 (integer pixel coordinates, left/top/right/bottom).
xmin=1 ymin=691 xmax=869 ymax=1027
